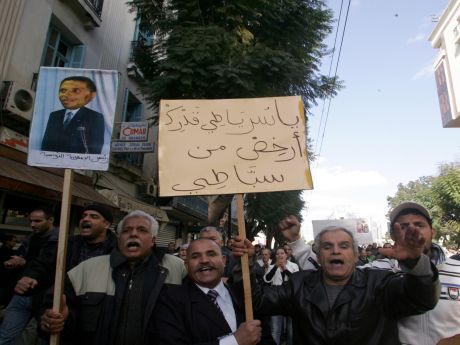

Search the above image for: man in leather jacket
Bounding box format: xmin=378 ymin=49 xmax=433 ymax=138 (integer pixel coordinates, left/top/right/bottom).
xmin=231 ymin=216 xmax=440 ymax=345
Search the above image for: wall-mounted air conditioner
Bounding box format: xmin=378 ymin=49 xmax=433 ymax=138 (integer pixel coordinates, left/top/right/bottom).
xmin=144 ymin=183 xmax=157 ymax=197
xmin=1 ymin=81 xmax=35 ymax=121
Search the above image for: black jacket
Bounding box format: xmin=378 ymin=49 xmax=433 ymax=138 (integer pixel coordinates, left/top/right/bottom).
xmin=62 ymin=249 xmax=184 ymax=345
xmin=251 ymin=261 xmax=439 ymax=345
xmin=24 ymin=231 xmax=117 ymax=291
xmin=150 ymin=276 xmax=275 ymax=345
xmin=28 ymin=231 xmax=117 ymax=320
xmin=7 ymin=227 xmax=58 ymax=300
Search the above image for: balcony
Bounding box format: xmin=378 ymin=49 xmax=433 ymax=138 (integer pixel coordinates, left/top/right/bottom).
xmin=74 ymin=0 xmax=104 ymax=27
xmin=83 ymin=0 xmax=103 ymax=17
xmin=173 ymin=196 xmax=208 ymax=220
xmin=158 ymin=196 xmax=208 ymax=224
xmin=129 ymin=39 xmax=153 ymax=61
xmin=127 ymin=41 xmax=152 ymax=80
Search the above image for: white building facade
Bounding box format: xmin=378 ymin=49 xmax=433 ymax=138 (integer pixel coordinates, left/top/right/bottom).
xmin=429 ymin=0 xmax=460 ymax=128
xmin=0 ymin=0 xmax=207 ymax=245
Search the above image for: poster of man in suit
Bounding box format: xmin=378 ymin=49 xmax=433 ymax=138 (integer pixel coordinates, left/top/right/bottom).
xmin=28 ymin=67 xmax=118 ymax=170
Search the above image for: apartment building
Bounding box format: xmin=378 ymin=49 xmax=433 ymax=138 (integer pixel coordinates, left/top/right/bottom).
xmin=430 ymin=0 xmax=460 ymax=128
xmin=0 ymin=0 xmax=207 ymax=245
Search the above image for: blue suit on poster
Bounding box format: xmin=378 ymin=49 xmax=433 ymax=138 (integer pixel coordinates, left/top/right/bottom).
xmin=41 ymin=107 xmax=104 ymax=154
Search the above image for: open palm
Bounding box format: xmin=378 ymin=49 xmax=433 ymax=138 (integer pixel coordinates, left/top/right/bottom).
xmin=379 ymin=223 xmax=425 ymax=261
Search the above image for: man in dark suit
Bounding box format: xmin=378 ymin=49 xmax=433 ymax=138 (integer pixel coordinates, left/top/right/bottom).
xmin=41 ymin=76 xmax=105 ymax=154
xmin=150 ymin=238 xmax=273 ymax=345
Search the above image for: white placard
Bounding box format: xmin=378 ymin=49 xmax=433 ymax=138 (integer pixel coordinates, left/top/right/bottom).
xmin=158 ymin=96 xmax=313 ymax=196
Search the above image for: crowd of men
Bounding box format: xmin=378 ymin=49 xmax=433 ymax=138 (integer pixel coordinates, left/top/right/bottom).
xmin=0 ymin=201 xmax=458 ymax=345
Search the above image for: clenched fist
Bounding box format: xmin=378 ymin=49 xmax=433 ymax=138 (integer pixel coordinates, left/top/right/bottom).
xmin=234 ymin=320 xmax=262 ymax=345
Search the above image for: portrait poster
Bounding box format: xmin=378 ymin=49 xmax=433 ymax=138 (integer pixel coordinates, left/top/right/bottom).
xmin=27 ymin=67 xmax=118 ymax=170
xmin=158 ymin=96 xmax=313 ymax=196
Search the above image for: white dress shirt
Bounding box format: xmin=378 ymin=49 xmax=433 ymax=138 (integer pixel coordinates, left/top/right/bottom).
xmin=196 ymin=281 xmax=238 ymax=345
xmin=63 ymin=108 xmax=80 ymax=124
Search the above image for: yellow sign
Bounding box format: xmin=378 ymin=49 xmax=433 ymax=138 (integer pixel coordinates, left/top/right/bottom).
xmin=158 ymin=96 xmax=313 ymax=196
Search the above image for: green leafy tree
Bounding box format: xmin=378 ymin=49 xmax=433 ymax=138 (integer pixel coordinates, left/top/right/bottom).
xmin=388 ymin=164 xmax=460 ymax=249
xmin=130 ymin=0 xmax=339 ymax=108
xmin=387 ymin=176 xmax=435 ymax=216
xmin=431 ymin=164 xmax=460 ymax=249
xmin=245 ymin=190 xmax=304 ymax=246
xmin=130 ymin=0 xmax=340 ymax=240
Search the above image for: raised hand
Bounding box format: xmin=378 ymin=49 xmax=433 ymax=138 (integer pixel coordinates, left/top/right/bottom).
xmin=278 ymin=215 xmax=301 ymax=242
xmin=379 ymin=223 xmax=425 ymax=262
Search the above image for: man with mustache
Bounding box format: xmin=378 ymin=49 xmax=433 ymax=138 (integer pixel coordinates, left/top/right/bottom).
xmin=40 ymin=210 xmax=186 ymax=345
xmin=41 ymin=75 xmax=105 ymax=154
xmin=0 ymin=204 xmax=116 ymax=345
xmin=150 ymin=238 xmax=274 ymax=345
xmin=361 ymin=202 xmax=460 ymax=345
xmin=199 ymin=226 xmax=237 ymax=281
xmin=231 ymin=216 xmax=440 ymax=345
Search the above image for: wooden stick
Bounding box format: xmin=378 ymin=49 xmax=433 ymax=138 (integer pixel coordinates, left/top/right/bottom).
xmin=236 ymin=193 xmax=253 ymax=321
xmin=50 ymin=169 xmax=73 ymax=345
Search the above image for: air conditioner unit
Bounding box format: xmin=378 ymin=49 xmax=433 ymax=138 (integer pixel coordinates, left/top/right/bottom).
xmin=1 ymin=81 xmax=35 ymax=121
xmin=145 ymin=183 xmax=157 ymax=197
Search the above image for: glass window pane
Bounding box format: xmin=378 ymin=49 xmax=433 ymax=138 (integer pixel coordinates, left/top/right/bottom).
xmin=56 ymin=57 xmax=65 ymax=67
xmin=57 ymin=41 xmax=68 ymax=57
xmin=42 ymin=48 xmax=54 ymax=66
xmin=48 ymin=28 xmax=59 ymax=48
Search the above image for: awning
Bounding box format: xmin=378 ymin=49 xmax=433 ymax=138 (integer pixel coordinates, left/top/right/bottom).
xmin=0 ymin=156 xmax=118 ymax=208
xmin=98 ymin=189 xmax=169 ymax=223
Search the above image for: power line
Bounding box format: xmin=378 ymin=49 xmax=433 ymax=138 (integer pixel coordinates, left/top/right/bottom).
xmin=314 ymin=0 xmax=346 ymax=153
xmin=315 ymin=0 xmax=351 ymax=163
xmin=305 ymin=0 xmax=351 ymax=210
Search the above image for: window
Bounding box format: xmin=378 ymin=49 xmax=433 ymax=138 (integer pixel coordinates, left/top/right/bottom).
xmin=41 ymin=26 xmax=85 ymax=68
xmin=114 ymin=89 xmax=145 ymax=169
xmin=123 ymin=90 xmax=144 ymax=123
xmin=133 ymin=15 xmax=154 ymax=47
xmin=129 ymin=12 xmax=154 ymax=63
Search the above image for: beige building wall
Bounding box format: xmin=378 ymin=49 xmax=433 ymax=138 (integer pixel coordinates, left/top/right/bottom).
xmin=429 ymin=0 xmax=460 ymax=127
xmin=0 ymin=0 xmax=156 ymax=197
xmin=0 ymin=0 xmax=204 ymax=242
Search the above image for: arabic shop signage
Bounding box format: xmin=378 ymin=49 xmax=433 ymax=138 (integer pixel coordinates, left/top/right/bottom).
xmin=111 ymin=141 xmax=154 ymax=152
xmin=158 ymin=96 xmax=313 ymax=196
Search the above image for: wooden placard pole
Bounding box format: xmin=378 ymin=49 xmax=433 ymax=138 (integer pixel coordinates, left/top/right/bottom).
xmin=236 ymin=193 xmax=253 ymax=321
xmin=50 ymin=169 xmax=74 ymax=345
